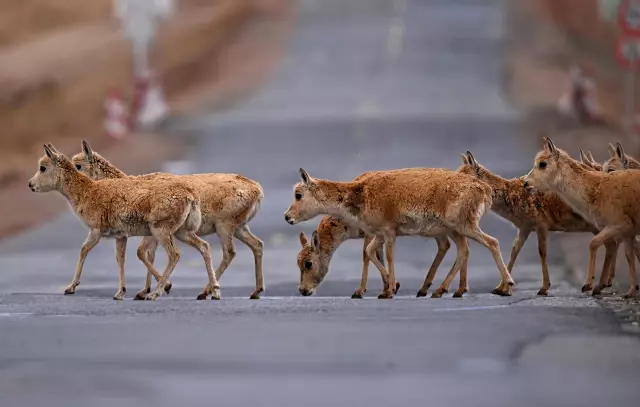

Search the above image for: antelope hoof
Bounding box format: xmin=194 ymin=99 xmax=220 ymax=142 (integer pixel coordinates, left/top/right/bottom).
xmin=622 ymin=285 xmax=639 ymax=299
xmin=249 ymin=288 xmax=263 ymax=300
xmin=431 ymin=288 xmax=447 ymax=299
xmin=113 ymin=288 xmax=126 ymax=301
xmin=537 ymin=288 xmax=548 ymax=296
xmin=492 ymin=288 xmax=511 ymax=297
xmin=452 ymin=289 xmax=465 ymax=298
xmin=145 ymin=292 xmax=159 ymax=301
xmin=351 ymin=291 xmax=364 ymax=299
xmin=591 ymin=285 xmax=603 ymax=296
xmin=196 ymin=292 xmax=208 ymax=300
xmin=164 ymin=282 xmax=173 ymax=295
xmin=211 ymin=287 xmax=221 ymax=300
xmin=393 ymin=282 xmax=400 ymax=294
xmin=134 ymin=288 xmax=150 ymax=300
xmin=63 ymin=286 xmax=76 ymax=295
xmin=581 ymin=284 xmax=593 ymax=293
xmin=377 ymin=291 xmax=393 ymax=299
xmin=416 ymin=289 xmax=428 ymax=298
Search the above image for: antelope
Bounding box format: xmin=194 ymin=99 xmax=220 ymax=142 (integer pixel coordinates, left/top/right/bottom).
xmin=296 ymin=215 xmax=468 ymax=299
xmin=284 ymin=167 xmax=514 ymax=298
xmin=589 ymin=142 xmax=640 ymax=290
xmin=28 ymin=143 xmax=221 ymax=301
xmin=295 ymin=168 xmax=469 ymax=299
xmin=458 ymin=151 xmax=617 ymax=296
xmin=578 ymin=150 xmax=602 ymax=171
xmin=523 ymin=136 xmax=639 ymax=298
xmin=602 ymin=142 xmax=640 ymax=173
xmin=71 ymin=140 xmax=265 ymax=300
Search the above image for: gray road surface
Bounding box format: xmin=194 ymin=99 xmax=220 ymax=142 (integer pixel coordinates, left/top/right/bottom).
xmin=1 ymin=0 xmax=639 ymax=406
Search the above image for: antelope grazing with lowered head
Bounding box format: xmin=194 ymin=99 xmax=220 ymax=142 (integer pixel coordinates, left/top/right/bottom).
xmin=523 ymin=137 xmax=640 ymax=298
xmin=28 ymin=143 xmax=221 ymax=301
xmin=297 ymin=215 xmax=468 ymax=299
xmin=457 ymin=151 xmax=617 ymax=296
xmin=71 ymin=140 xmax=265 ymax=300
xmin=284 ymin=167 xmax=513 ymax=298
xmin=295 ymin=168 xmax=469 ymax=299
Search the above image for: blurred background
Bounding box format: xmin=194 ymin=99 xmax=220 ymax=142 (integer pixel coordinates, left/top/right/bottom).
xmin=1 ymin=0 xmax=640 ymax=405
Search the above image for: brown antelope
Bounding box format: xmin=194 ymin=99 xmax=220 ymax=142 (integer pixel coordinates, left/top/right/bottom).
xmin=602 ymin=142 xmax=640 ymax=173
xmin=284 ymin=167 xmax=513 ymax=298
xmin=523 ymin=137 xmax=639 ymax=298
xmin=578 ymin=150 xmax=602 ymax=171
xmin=28 ymin=143 xmax=221 ymax=301
xmin=295 ymin=168 xmax=469 ymax=299
xmin=574 ymin=143 xmax=640 ymax=290
xmin=296 ymin=215 xmax=468 ymax=299
xmin=71 ymin=140 xmax=265 ymax=300
xmin=590 ymin=142 xmax=640 ymax=291
xmin=457 ymin=151 xmax=618 ymax=296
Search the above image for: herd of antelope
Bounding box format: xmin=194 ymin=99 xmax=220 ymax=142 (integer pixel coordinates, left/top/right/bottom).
xmin=26 ymin=135 xmax=640 ymax=301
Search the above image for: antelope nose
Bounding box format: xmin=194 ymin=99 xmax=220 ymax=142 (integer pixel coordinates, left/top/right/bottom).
xmin=284 ymin=214 xmax=292 ymax=223
xmin=299 ymin=288 xmax=312 ymax=296
xmin=523 ymin=180 xmax=529 ymax=188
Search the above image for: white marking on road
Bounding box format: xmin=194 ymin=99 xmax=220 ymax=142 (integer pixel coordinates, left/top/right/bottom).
xmin=0 ymin=312 xmax=34 ymax=318
xmin=433 ymin=304 xmax=510 ymax=312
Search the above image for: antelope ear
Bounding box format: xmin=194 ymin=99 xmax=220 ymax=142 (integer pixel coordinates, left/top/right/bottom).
xmin=81 ymin=139 xmax=94 ymax=160
xmin=615 ymin=142 xmax=629 ymax=169
xmin=43 ymin=144 xmax=53 ymax=158
xmin=579 ymin=149 xmax=588 ymax=164
xmin=43 ymin=144 xmax=58 ymax=163
xmin=311 ymin=230 xmax=320 ymax=251
xmin=466 ymin=151 xmax=479 ymax=169
xmin=585 ymin=151 xmax=596 ymax=164
xmin=299 ymin=168 xmax=314 ymax=185
xmin=461 ymin=153 xmax=469 ymax=165
xmin=299 ymin=232 xmax=308 ymax=247
xmin=543 ymin=137 xmax=558 ymax=157
xmin=608 ymin=143 xmax=617 ymax=159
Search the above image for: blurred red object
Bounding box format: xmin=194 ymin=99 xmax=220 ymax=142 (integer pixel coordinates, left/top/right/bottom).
xmin=104 ymin=87 xmax=129 ymax=139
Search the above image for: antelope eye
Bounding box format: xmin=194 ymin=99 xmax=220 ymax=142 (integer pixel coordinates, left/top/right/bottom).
xmin=295 ymin=193 xmax=302 ymax=200
xmin=538 ymin=161 xmax=547 ymax=169
xmin=304 ymin=261 xmax=313 ymax=269
xmin=75 ymin=164 xmax=82 ymax=170
xmin=39 ymin=166 xmax=46 ymax=172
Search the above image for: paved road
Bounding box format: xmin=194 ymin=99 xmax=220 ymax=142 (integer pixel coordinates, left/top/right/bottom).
xmin=1 ymin=0 xmax=639 ymax=406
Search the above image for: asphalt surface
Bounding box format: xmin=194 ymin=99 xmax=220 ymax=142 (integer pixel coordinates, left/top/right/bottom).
xmin=1 ymin=0 xmax=640 ymax=406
